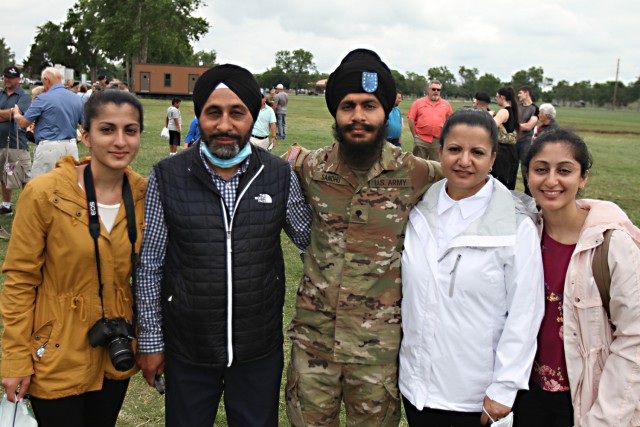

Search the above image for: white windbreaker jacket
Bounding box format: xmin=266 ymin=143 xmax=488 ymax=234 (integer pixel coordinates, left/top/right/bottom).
xmin=399 ymin=177 xmax=545 ymax=412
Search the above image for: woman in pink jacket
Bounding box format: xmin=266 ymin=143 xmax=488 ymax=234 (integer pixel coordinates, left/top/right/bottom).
xmin=514 ymin=128 xmax=640 ymax=426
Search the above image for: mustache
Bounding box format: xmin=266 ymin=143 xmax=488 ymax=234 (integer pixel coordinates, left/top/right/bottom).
xmin=204 ymin=132 xmax=242 ymax=142
xmin=343 ymin=123 xmax=377 ymax=133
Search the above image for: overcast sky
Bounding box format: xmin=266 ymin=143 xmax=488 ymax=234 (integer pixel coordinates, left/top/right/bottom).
xmin=3 ymin=0 xmax=640 ymax=85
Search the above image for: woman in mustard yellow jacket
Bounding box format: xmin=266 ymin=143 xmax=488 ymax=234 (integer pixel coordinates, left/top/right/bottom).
xmin=1 ymin=90 xmax=146 ymax=427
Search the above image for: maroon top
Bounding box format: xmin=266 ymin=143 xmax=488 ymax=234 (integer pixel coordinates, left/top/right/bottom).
xmin=531 ymin=231 xmax=575 ymax=392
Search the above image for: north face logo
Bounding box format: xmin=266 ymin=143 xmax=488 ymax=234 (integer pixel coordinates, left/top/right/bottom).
xmin=254 ymin=194 xmax=272 ymax=204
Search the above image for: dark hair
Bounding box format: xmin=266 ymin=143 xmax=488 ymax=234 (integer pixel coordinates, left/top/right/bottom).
xmin=497 ymin=86 xmax=520 ymax=133
xmin=525 ymin=128 xmax=592 ymax=177
xmin=440 ymin=107 xmax=499 ymax=153
xmin=474 ymin=92 xmax=491 ymax=104
xmin=172 ymin=97 xmax=181 ymax=105
xmin=519 ymin=85 xmax=533 ymax=97
xmin=83 ymin=90 xmax=144 ymax=132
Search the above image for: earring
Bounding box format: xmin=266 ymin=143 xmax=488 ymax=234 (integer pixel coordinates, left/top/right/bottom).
xmin=488 ymin=167 xmax=493 ymax=173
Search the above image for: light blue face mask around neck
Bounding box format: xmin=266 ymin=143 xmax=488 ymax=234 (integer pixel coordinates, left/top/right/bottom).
xmin=200 ymin=139 xmax=252 ymax=168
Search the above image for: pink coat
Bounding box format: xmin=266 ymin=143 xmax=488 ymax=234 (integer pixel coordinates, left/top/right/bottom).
xmin=540 ymin=199 xmax=640 ymax=426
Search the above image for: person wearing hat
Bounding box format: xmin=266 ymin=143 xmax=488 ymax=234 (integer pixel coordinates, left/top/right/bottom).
xmin=135 ymin=64 xmax=312 ymax=426
xmin=0 ymin=66 xmax=32 ymax=232
xmin=273 ymin=83 xmax=288 ymax=139
xmin=284 ymin=48 xmax=442 ymax=426
xmin=473 ymin=91 xmax=494 ymax=114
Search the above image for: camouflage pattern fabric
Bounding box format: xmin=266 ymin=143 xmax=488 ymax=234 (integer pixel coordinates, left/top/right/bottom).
xmin=287 ymin=141 xmax=442 ymax=365
xmin=286 ymin=345 xmax=400 ymax=427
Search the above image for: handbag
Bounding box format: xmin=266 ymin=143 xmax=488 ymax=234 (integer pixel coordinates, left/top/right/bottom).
xmin=2 ymin=115 xmax=31 ymax=190
xmin=0 ymin=394 xmax=37 ymax=427
xmin=160 ymin=127 xmax=170 ymax=140
xmin=497 ymin=125 xmax=517 ymax=145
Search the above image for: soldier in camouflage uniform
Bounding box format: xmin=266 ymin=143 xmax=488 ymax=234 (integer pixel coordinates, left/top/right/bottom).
xmin=285 ymin=49 xmax=443 ymax=426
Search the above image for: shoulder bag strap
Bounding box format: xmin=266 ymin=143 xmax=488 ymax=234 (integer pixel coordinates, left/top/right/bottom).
xmin=592 ymin=228 xmax=613 ymax=321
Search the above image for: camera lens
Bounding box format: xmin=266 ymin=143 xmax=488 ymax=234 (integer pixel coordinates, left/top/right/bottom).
xmin=108 ymin=337 xmax=135 ymax=371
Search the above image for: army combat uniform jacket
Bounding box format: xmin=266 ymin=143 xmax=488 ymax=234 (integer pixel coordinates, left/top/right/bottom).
xmin=288 ymin=142 xmax=441 ymax=365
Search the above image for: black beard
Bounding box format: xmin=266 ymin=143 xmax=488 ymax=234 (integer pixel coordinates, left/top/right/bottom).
xmin=332 ymin=121 xmax=387 ymax=169
xmin=201 ymin=132 xmax=249 ymax=159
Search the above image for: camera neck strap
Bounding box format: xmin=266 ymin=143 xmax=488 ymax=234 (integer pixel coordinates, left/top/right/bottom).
xmin=83 ymin=162 xmax=137 ymax=320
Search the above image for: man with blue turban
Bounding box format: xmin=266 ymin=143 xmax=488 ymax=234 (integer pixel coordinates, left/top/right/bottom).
xmin=285 ymin=49 xmax=442 ymax=426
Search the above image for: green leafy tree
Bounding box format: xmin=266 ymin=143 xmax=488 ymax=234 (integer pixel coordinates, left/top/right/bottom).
xmin=630 ymin=76 xmax=640 ymax=107
xmin=592 ymin=81 xmax=616 ymax=107
xmin=593 ymin=81 xmax=634 ymax=108
xmin=274 ymin=50 xmax=294 ymax=74
xmin=255 ymin=66 xmax=289 ymax=89
xmin=0 ymin=38 xmax=16 ymax=70
xmin=273 ymin=49 xmax=316 ymax=89
xmin=63 ymin=3 xmax=110 ymax=81
xmin=551 ymin=80 xmax=572 ymax=105
xmin=510 ymin=66 xmax=546 ymax=101
xmin=191 ymin=50 xmax=217 ymax=67
xmin=23 ymin=22 xmax=73 ymax=76
xmin=571 ymin=80 xmax=593 ymax=105
xmin=390 ymin=69 xmax=406 ymax=94
xmin=475 ymin=73 xmax=502 ymax=97
xmin=404 ymin=71 xmax=428 ymax=97
xmin=74 ymin=0 xmax=209 ymax=84
xmin=458 ymin=66 xmax=479 ymax=99
xmin=427 ymin=66 xmax=456 ymax=94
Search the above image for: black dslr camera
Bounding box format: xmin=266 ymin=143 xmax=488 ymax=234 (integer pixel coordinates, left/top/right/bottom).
xmin=88 ymin=318 xmax=136 ymax=371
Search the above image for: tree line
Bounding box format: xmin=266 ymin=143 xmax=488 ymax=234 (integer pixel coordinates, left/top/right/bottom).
xmin=2 ymin=9 xmax=639 ymax=109
xmin=255 ymin=56 xmax=640 ymax=109
xmin=3 ymin=0 xmax=214 ymax=85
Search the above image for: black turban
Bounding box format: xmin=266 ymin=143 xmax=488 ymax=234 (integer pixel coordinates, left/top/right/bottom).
xmin=193 ymin=64 xmax=262 ymax=121
xmin=325 ymin=49 xmax=396 ymax=119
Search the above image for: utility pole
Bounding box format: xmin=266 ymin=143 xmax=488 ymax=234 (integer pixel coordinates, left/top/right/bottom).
xmin=612 ymin=59 xmax=620 ymax=111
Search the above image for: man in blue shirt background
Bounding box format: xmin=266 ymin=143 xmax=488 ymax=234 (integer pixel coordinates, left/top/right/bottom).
xmin=12 ymin=67 xmax=83 ymax=178
xmin=386 ymin=90 xmax=403 ymax=147
xmin=184 ymin=116 xmax=200 ymax=148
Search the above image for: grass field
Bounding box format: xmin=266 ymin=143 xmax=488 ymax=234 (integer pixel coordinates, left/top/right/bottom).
xmin=0 ymin=96 xmax=639 ymax=426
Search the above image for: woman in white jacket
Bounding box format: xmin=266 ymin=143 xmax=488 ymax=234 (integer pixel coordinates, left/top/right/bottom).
xmin=514 ymin=128 xmax=640 ymax=427
xmin=399 ymin=108 xmax=545 ymax=426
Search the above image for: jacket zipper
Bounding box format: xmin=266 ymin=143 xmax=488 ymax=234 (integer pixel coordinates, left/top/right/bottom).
xmin=223 ymin=164 xmax=264 ymax=367
xmin=449 ymin=254 xmax=462 ymax=297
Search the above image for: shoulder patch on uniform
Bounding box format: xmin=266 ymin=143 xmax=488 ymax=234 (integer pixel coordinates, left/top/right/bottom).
xmin=283 ymin=144 xmax=310 ymax=172
xmin=362 ymin=72 xmax=378 ymax=93
xmin=286 ymin=145 xmax=302 ymax=169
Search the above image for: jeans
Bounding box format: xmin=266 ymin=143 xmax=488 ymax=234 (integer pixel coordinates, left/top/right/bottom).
xmin=276 ymin=113 xmax=286 ymax=140
xmin=516 ymin=140 xmax=532 ymax=195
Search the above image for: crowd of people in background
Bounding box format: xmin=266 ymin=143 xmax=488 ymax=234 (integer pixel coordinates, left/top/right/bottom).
xmin=0 ymin=51 xmax=639 ymax=427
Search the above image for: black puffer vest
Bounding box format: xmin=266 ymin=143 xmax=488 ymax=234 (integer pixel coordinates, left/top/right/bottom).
xmin=155 ymin=143 xmax=291 ymax=367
